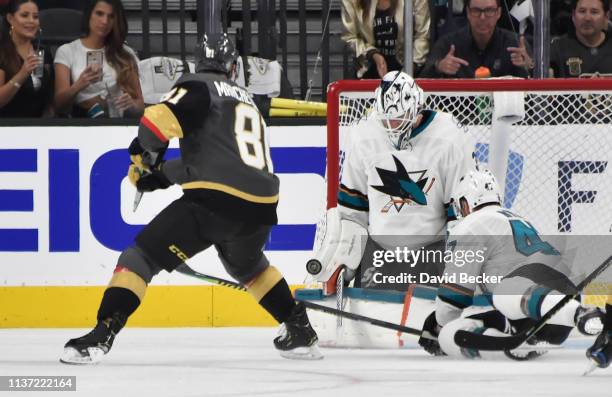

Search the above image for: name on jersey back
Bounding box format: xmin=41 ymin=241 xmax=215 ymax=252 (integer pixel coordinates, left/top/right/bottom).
xmin=213 ymin=81 xmax=256 ymax=107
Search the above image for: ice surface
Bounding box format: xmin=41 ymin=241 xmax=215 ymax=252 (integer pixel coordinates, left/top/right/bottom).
xmin=0 ymin=328 xmax=609 ymax=397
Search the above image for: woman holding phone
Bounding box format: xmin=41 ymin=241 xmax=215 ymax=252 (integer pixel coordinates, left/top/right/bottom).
xmin=54 ymin=0 xmax=143 ymax=117
xmin=0 ymin=0 xmax=54 ymax=117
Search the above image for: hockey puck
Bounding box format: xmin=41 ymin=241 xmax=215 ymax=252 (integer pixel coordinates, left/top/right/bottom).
xmin=306 ymin=259 xmax=322 ymax=275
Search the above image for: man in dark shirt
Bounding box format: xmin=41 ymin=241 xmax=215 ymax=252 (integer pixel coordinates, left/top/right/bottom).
xmin=421 ymin=0 xmax=532 ymax=78
xmin=550 ymin=0 xmax=612 ymax=77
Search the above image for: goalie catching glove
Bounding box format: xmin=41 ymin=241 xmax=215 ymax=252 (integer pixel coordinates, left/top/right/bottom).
xmin=306 ymin=207 xmax=368 ymax=295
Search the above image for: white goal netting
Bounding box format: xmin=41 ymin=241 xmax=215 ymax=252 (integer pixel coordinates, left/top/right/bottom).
xmin=328 ymin=78 xmax=612 ymax=305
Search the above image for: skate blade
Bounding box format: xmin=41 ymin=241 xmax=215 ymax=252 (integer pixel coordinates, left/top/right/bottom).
xmin=59 ymin=347 xmax=105 ymax=365
xmin=583 ymin=362 xmax=599 ymax=376
xmin=279 ymin=344 xmax=324 ymax=360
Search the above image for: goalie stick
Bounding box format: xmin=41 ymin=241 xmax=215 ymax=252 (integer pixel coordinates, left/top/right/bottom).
xmin=174 ymin=263 xmax=425 ymax=337
xmin=454 ymin=254 xmax=612 ymax=351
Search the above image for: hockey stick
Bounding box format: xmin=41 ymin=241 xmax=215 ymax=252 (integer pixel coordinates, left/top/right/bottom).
xmin=174 ymin=263 xmax=424 ymax=337
xmin=175 ymin=263 xmax=249 ymax=292
xmin=454 ymin=254 xmax=612 ymax=351
xmin=133 ymin=190 xmax=144 ymax=212
xmin=305 ymin=301 xmax=423 ymax=336
xmin=132 ymin=151 xmax=161 ymax=212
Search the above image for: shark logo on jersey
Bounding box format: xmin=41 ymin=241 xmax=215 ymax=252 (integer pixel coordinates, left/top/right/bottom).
xmin=371 ymin=155 xmax=434 ymax=213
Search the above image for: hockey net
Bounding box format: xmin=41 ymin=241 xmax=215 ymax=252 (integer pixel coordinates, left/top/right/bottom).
xmin=326 ymin=78 xmax=612 ymax=307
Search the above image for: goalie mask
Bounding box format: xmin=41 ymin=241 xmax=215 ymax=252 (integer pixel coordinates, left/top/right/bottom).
xmin=453 ymin=168 xmax=502 ymax=218
xmin=195 ymin=32 xmax=238 ymax=77
xmin=374 ymin=71 xmax=424 ymax=150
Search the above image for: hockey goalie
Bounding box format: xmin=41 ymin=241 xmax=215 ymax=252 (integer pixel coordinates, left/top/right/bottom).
xmin=301 ymin=71 xmax=477 ymax=348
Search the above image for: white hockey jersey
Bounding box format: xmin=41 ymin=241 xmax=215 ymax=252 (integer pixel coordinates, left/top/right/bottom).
xmin=444 ymin=205 xmax=563 ymax=293
xmin=337 ymin=110 xmax=476 ymax=249
xmin=436 ymin=205 xmax=564 ymax=326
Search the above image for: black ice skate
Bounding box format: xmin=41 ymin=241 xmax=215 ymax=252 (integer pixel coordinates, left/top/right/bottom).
xmin=575 ymin=306 xmax=604 ymax=336
xmin=505 ymin=337 xmax=549 ymax=361
xmin=504 ymin=319 xmax=550 ymax=361
xmin=586 ymin=330 xmax=612 ymax=370
xmin=274 ymin=302 xmax=323 ymax=360
xmin=60 ymin=314 xmax=124 ymax=365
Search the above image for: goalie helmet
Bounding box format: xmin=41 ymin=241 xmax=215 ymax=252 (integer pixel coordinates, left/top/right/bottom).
xmin=374 ymin=71 xmax=425 ymax=150
xmin=453 ymin=168 xmax=502 ymax=218
xmin=195 ymin=32 xmax=238 ymax=77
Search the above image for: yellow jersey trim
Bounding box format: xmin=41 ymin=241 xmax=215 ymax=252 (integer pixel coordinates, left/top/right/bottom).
xmin=182 ymin=181 xmax=279 ymax=204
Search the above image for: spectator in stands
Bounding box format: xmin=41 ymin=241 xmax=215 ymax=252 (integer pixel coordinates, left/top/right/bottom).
xmin=431 ymin=1 xmax=575 ymax=42
xmin=421 ymin=0 xmax=532 ymax=78
xmin=341 ymin=0 xmax=430 ymax=78
xmin=54 ymin=0 xmax=143 ymax=118
xmin=431 ymin=1 xmax=529 ymax=46
xmin=551 ymin=0 xmax=575 ymax=38
xmin=0 ymin=0 xmax=54 ymax=117
xmin=550 ymin=0 xmax=612 ymax=77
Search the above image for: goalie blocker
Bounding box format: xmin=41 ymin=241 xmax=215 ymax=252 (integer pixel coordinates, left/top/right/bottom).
xmin=307 ymin=207 xmax=368 ymax=295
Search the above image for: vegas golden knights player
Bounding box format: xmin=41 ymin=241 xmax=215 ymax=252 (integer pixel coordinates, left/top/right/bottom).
xmin=60 ymin=33 xmax=322 ymax=364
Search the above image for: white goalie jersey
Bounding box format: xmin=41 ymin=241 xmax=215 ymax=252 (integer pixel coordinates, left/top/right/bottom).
xmin=337 ymin=110 xmax=476 ymax=249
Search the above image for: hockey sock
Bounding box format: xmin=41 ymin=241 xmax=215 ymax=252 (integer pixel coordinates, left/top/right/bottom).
xmin=522 ymin=286 xmax=579 ymax=327
xmin=97 ymin=287 xmax=141 ymax=326
xmin=96 ymin=266 xmax=146 ymax=329
xmin=247 ymin=266 xmax=295 ymax=323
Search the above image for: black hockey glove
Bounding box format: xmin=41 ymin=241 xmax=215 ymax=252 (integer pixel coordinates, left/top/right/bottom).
xmin=127 ymin=137 xmax=171 ymax=192
xmin=418 ymin=311 xmax=446 ymax=356
xmin=128 ymin=163 xmax=172 ymax=192
xmin=128 ymin=137 xmax=168 ymax=170
xmin=128 ymin=137 xmax=144 ymax=155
